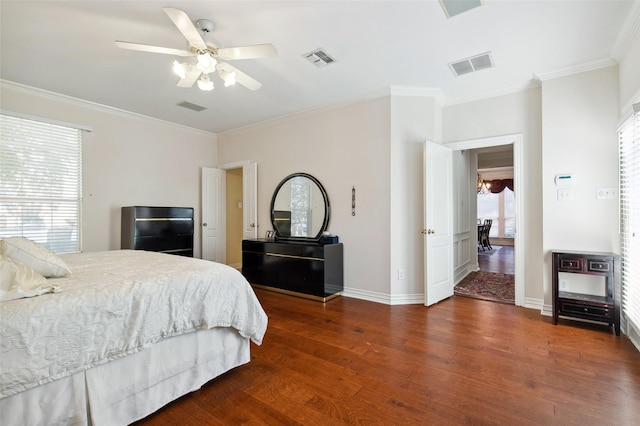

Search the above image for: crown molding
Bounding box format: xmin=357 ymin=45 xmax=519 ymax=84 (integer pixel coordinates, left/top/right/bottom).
xmin=390 ymin=86 xmax=446 ymax=104
xmin=445 ymin=80 xmax=540 ymax=107
xmin=611 ymin=0 xmax=640 ymax=61
xmin=218 ymin=87 xmax=395 ymax=136
xmin=0 ymin=79 xmax=217 ymax=137
xmin=533 ymin=57 xmax=617 ymax=82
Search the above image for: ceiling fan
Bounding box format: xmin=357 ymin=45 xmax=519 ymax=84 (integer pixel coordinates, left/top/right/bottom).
xmin=115 ymin=7 xmax=277 ymax=91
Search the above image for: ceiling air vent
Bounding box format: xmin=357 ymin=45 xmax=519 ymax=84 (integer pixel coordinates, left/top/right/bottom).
xmin=448 ymin=52 xmax=494 ymax=77
xmin=303 ymin=48 xmax=336 ymax=68
xmin=177 ymin=101 xmax=207 ymax=112
xmin=439 ymin=0 xmax=483 ymax=19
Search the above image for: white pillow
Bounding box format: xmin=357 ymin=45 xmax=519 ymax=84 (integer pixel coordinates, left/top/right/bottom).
xmin=0 ymin=255 xmax=60 ymax=301
xmin=0 ymin=237 xmax=71 ymax=278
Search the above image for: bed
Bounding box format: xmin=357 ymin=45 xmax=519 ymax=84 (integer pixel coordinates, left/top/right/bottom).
xmin=0 ymin=248 xmax=268 ymax=426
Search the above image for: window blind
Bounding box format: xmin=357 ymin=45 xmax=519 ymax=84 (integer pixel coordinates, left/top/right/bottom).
xmin=619 ymin=109 xmax=640 ymax=334
xmin=0 ymin=113 xmax=82 ymax=253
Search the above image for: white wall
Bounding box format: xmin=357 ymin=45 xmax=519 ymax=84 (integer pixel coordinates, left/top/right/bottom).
xmin=389 ymin=94 xmax=442 ymax=302
xmin=1 ymin=82 xmax=218 ymax=256
xmin=442 ymin=88 xmax=544 ymax=303
xmin=218 ymin=97 xmax=392 ymax=300
xmin=541 ymin=66 xmax=620 ymax=307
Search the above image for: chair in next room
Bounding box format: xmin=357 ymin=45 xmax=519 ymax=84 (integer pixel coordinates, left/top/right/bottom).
xmin=479 ymin=219 xmax=492 ymax=251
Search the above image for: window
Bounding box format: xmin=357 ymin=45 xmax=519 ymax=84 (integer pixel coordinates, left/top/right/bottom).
xmin=478 ymin=187 xmax=515 ymax=238
xmin=0 ymin=113 xmax=83 ymax=253
xmin=619 ymin=108 xmax=640 ymax=335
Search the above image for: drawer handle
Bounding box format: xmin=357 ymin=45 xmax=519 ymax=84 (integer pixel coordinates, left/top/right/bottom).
xmin=266 ymin=252 xmax=324 ymax=261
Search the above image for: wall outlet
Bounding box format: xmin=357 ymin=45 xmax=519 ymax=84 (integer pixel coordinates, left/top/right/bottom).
xmin=398 ymin=269 xmax=405 ymax=280
xmin=596 ymin=188 xmax=617 ymax=200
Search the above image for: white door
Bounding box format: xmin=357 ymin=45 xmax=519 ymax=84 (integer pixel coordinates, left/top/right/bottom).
xmin=201 ymin=167 xmax=225 ymax=263
xmin=424 ymin=141 xmax=454 ymax=306
xmin=242 ymin=162 xmax=258 ymax=239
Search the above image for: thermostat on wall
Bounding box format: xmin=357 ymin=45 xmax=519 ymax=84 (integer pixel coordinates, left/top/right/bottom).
xmin=554 ymin=174 xmax=573 ymax=187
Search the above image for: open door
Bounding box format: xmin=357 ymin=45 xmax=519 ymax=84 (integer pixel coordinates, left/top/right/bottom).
xmin=424 ymin=141 xmax=454 ymax=306
xmin=201 ymin=167 xmax=225 ymax=263
xmin=242 ymin=162 xmax=258 ymax=239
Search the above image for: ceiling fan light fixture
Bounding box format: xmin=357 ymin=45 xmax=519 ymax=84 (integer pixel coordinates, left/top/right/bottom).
xmin=172 ymin=60 xmax=188 ymax=79
xmin=197 ymin=74 xmax=214 ymax=91
xmin=220 ymin=69 xmax=236 ymax=87
xmin=197 ymin=52 xmax=217 ymax=74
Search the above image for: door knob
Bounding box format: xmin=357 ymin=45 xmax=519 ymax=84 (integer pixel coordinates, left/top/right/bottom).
xmin=203 ymin=223 xmax=208 ymax=227
xmin=421 ymin=229 xmax=427 ymax=235
xmin=250 ymin=223 xmax=256 ymax=228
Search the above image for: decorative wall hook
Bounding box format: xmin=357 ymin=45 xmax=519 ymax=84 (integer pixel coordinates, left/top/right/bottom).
xmin=352 ymin=186 xmax=356 ymax=216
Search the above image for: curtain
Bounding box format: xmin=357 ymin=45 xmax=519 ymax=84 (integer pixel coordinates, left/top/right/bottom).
xmin=484 ymin=178 xmax=514 ymax=194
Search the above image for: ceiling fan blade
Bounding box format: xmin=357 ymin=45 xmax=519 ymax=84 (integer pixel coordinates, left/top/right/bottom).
xmin=177 ymin=70 xmax=202 ymax=88
xmin=218 ymin=62 xmax=262 ymax=91
xmin=115 ymin=41 xmax=191 ymax=56
xmin=163 ymin=7 xmax=207 ymax=51
xmin=216 ymin=43 xmax=278 ymax=60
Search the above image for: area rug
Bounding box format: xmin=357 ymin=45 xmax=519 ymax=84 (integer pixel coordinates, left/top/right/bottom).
xmin=454 ymin=271 xmax=515 ymax=304
xmin=478 ymin=246 xmax=500 ymax=256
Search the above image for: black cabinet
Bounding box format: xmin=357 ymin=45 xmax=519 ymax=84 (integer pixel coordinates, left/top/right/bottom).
xmin=121 ymin=206 xmax=194 ymax=257
xmin=242 ymin=239 xmax=343 ymax=302
xmin=552 ymin=250 xmax=620 ymax=335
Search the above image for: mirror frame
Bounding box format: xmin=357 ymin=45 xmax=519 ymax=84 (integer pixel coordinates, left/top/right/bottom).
xmin=269 ymin=172 xmax=330 ymax=242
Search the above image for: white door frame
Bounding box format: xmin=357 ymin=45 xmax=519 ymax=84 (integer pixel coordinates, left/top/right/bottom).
xmin=444 ymin=133 xmax=525 ymax=307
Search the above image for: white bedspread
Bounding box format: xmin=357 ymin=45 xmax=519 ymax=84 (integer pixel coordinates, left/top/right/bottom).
xmin=0 ymin=250 xmax=268 ymax=398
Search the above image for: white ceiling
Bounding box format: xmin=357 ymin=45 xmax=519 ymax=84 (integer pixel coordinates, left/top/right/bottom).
xmin=0 ymin=1 xmax=636 ymax=134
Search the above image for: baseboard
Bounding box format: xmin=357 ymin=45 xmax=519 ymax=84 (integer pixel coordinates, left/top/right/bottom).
xmin=540 ymin=303 xmax=552 ymax=316
xmin=228 ymin=262 xmax=242 ymax=271
xmin=454 ymin=265 xmax=479 ymax=285
xmin=342 ymin=287 xmax=424 ymax=305
xmin=343 ymin=288 xmax=546 ymax=311
xmin=626 ymin=321 xmax=640 ymax=352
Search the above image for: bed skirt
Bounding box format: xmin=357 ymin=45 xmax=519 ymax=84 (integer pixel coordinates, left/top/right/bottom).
xmin=0 ymin=327 xmax=250 ymax=426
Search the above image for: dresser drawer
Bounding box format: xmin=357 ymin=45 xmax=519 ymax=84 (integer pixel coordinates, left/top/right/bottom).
xmin=559 ymin=301 xmax=610 ymax=320
xmin=559 ymin=258 xmax=582 ymax=271
xmin=588 ymin=259 xmax=612 ymax=273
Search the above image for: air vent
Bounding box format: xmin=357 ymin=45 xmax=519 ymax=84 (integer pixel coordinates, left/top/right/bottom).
xmin=177 ymin=101 xmax=207 ymax=112
xmin=303 ymin=48 xmax=336 ymax=68
xmin=448 ymin=52 xmax=494 ymax=77
xmin=439 ymin=0 xmax=483 ymax=19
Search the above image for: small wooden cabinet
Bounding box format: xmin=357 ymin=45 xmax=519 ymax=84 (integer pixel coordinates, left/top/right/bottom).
xmin=552 ymin=250 xmax=620 ymax=335
xmin=242 ymin=239 xmax=343 ymax=302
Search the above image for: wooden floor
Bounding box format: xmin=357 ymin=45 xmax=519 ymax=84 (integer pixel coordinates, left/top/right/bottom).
xmin=478 ymin=245 xmax=514 ymax=275
xmin=136 ymin=288 xmax=640 ymax=425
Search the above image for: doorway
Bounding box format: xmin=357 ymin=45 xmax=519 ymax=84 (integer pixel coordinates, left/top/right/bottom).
xmin=201 ymin=161 xmax=257 ymax=266
xmin=225 ymin=168 xmax=243 ymax=269
xmin=445 ymin=134 xmax=524 ymax=306
xmin=476 ymin=149 xmax=515 ymax=276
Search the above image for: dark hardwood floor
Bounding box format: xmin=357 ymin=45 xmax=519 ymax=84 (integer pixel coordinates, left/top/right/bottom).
xmin=136 ymin=288 xmax=640 ymax=425
xmin=479 ymin=244 xmax=514 ymax=275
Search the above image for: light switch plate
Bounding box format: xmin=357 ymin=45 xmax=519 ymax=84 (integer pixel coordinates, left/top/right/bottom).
xmin=557 ymin=189 xmax=574 ymax=201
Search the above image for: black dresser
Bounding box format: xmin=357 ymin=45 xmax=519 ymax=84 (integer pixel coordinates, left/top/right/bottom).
xmin=242 ymin=239 xmax=343 ymax=302
xmin=121 ymin=206 xmax=194 ymax=257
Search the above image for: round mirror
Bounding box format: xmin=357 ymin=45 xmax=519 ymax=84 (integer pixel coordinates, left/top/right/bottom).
xmin=270 ymin=173 xmax=330 ymax=240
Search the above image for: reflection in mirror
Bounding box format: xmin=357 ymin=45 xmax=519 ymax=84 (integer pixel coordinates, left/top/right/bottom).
xmin=270 ymin=173 xmax=329 ymax=240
